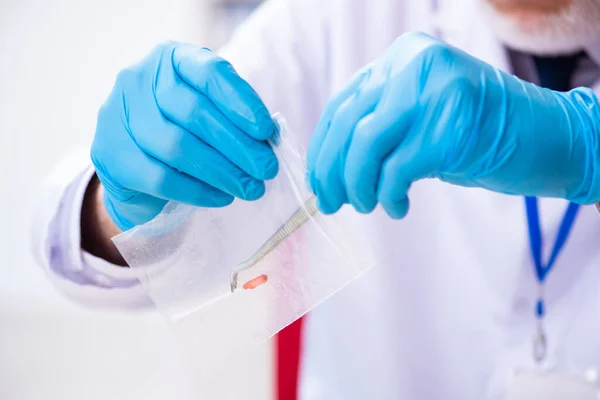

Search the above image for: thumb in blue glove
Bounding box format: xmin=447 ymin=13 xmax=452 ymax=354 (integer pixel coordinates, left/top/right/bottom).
xmin=307 ymin=32 xmax=600 ymax=218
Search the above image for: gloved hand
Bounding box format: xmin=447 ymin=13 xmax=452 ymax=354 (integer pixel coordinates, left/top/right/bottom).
xmin=92 ymin=42 xmax=278 ymax=231
xmin=307 ymin=32 xmax=600 ymax=218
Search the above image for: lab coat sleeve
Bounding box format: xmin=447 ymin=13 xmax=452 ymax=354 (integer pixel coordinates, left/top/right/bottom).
xmin=31 ymin=0 xmax=331 ymax=310
xmin=30 ymin=148 xmax=153 ymax=309
xmin=219 ymin=0 xmax=332 ymax=147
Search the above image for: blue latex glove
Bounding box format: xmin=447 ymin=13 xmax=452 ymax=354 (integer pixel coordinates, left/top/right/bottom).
xmin=92 ymin=42 xmax=278 ymax=230
xmin=307 ymin=32 xmax=600 ymax=218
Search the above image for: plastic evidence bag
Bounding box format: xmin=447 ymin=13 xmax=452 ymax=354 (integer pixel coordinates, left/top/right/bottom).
xmin=113 ymin=114 xmax=376 ymax=375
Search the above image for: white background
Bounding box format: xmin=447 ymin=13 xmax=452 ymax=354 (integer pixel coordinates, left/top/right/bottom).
xmin=0 ymin=0 xmax=272 ymax=399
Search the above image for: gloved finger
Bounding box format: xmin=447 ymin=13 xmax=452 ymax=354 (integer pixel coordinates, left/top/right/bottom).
xmin=307 ymin=67 xmax=371 ymax=193
xmin=172 ymin=46 xmax=276 ymax=141
xmin=111 ymin=146 xmax=235 ymax=208
xmin=103 ymin=191 xmax=168 ymax=231
xmin=135 ymin=118 xmax=267 ymax=201
xmin=156 ymin=76 xmax=278 ymax=181
xmin=344 ymin=102 xmax=415 ymax=214
xmin=377 ymin=138 xmax=436 ymax=219
xmin=312 ymin=85 xmax=381 ymax=214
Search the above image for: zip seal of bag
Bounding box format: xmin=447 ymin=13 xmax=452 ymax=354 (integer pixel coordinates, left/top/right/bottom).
xmin=112 ymin=113 xmax=376 ymax=376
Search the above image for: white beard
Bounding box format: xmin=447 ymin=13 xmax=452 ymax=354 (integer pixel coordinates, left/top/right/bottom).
xmin=478 ymin=0 xmax=600 ymax=55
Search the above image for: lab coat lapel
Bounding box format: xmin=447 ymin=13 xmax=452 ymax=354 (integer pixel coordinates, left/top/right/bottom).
xmin=430 ymin=0 xmax=512 ymax=74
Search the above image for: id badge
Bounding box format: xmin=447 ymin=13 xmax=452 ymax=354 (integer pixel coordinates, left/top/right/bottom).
xmin=505 ymin=369 xmax=600 ymax=400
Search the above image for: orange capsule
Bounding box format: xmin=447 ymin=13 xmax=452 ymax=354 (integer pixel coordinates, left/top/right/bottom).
xmin=243 ymin=274 xmax=268 ymax=290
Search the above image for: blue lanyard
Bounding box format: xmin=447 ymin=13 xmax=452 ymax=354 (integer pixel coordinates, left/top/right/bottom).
xmin=525 ymin=197 xmax=580 ymax=318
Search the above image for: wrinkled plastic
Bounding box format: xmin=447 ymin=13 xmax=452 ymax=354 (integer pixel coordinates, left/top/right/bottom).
xmin=113 ymin=115 xmax=376 ymax=375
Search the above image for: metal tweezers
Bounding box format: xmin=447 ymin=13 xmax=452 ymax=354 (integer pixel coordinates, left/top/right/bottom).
xmin=229 ymin=196 xmax=318 ymax=292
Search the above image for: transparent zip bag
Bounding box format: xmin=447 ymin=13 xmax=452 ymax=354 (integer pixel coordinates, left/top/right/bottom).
xmin=112 ymin=114 xmax=376 ymax=375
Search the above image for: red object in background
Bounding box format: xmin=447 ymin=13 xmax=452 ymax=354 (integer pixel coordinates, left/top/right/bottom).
xmin=276 ymin=317 xmax=304 ymax=400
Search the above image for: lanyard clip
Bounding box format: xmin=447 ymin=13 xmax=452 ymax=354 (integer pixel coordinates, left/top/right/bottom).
xmin=533 ymin=317 xmax=547 ymax=364
xmin=533 ymin=284 xmax=547 ymax=364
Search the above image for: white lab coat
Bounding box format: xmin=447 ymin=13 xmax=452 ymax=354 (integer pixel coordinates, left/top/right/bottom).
xmin=32 ymin=0 xmax=600 ymax=398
